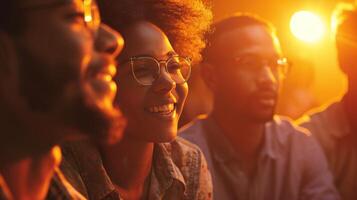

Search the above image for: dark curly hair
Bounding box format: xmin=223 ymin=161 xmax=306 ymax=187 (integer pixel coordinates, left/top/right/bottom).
xmin=98 ymin=0 xmax=212 ymax=63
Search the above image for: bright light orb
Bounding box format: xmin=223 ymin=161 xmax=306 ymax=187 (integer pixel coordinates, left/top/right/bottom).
xmin=290 ymin=11 xmax=326 ymax=43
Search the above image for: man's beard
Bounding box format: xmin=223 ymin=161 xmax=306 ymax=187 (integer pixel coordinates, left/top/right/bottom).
xmin=16 ymin=44 xmax=124 ymax=145
xmin=246 ymin=101 xmax=276 ymax=123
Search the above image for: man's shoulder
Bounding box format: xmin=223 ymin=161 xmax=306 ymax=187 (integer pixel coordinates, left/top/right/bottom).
xmin=297 ymin=101 xmax=340 ymax=130
xmin=270 ymin=115 xmax=311 ymax=137
xmin=296 ymin=101 xmax=346 ymax=149
xmin=269 ymin=116 xmax=316 ymax=148
xmin=269 ymin=116 xmax=330 ymax=166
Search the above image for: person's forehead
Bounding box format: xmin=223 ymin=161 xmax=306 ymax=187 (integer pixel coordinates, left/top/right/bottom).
xmin=216 ymin=25 xmax=282 ymax=56
xmin=122 ymin=22 xmax=174 ymax=59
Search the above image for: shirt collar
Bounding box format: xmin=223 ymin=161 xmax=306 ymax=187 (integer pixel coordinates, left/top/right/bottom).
xmin=63 ymin=140 xmax=117 ymax=200
xmin=202 ymin=116 xmax=277 ymax=164
xmin=263 ymin=119 xmax=278 ymax=159
xmin=151 ymin=143 xmax=186 ymax=196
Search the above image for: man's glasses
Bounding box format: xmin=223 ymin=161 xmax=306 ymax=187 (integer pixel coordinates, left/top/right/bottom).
xmin=83 ymin=0 xmax=100 ymax=35
xmin=21 ymin=0 xmax=100 ymax=36
xmin=125 ymin=56 xmax=192 ymax=86
xmin=234 ymin=55 xmax=290 ymax=77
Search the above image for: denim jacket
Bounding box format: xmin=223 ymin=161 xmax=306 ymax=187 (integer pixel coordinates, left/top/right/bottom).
xmin=60 ymin=137 xmax=212 ymax=200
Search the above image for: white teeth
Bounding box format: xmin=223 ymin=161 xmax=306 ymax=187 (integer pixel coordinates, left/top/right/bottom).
xmin=148 ymin=103 xmax=175 ymax=113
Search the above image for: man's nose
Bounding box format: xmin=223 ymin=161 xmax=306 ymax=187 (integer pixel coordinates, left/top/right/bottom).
xmin=95 ymin=24 xmax=124 ymax=57
xmin=257 ymin=66 xmax=278 ymax=86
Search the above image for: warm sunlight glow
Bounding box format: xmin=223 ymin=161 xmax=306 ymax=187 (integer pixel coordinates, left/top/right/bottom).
xmin=290 ymin=11 xmax=326 ymax=43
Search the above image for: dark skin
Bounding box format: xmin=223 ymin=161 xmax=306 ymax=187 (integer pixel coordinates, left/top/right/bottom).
xmin=0 ymin=0 xmax=123 ymax=199
xmin=202 ymin=25 xmax=282 ymax=178
xmin=101 ymin=21 xmax=188 ymax=200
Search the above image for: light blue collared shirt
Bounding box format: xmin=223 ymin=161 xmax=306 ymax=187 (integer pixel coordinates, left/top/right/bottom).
xmin=180 ymin=115 xmax=340 ymax=200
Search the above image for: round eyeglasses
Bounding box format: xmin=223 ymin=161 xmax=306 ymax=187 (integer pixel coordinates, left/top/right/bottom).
xmin=127 ymin=56 xmax=192 ymax=86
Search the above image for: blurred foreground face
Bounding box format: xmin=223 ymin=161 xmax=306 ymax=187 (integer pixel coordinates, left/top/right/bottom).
xmin=213 ymin=25 xmax=283 ymax=122
xmin=115 ymin=22 xmax=189 ymax=142
xmin=1 ymin=0 xmax=125 ymax=146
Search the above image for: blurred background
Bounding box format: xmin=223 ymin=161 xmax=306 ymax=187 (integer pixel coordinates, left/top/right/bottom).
xmin=180 ymin=0 xmax=356 ymax=127
xmin=210 ymin=0 xmax=353 ymax=119
xmin=181 ymin=0 xmax=354 ymax=125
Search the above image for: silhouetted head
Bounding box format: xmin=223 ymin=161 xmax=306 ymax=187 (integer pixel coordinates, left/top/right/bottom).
xmin=334 ymin=4 xmax=357 ymax=86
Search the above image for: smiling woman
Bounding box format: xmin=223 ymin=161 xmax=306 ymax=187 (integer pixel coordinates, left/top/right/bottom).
xmin=60 ymin=0 xmax=213 ymax=199
xmin=114 ymin=21 xmax=188 ymax=143
xmin=97 ymin=0 xmax=213 ymax=198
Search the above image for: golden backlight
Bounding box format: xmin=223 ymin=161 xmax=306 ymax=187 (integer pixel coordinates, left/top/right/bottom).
xmin=290 ymin=11 xmax=326 ymax=43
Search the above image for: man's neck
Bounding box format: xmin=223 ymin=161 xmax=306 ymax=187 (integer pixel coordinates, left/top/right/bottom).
xmin=0 ymin=146 xmax=62 ymax=200
xmin=211 ymin=109 xmax=266 ymax=177
xmin=100 ymin=137 xmax=154 ymax=200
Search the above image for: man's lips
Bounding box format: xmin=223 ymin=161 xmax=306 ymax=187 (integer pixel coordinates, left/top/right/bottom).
xmin=254 ymin=91 xmax=277 ymax=107
xmin=87 ymin=54 xmax=117 ymax=82
xmin=93 ymin=62 xmax=117 ymax=82
xmin=86 ymin=59 xmax=118 ymax=108
xmin=258 ymin=98 xmax=275 ymax=107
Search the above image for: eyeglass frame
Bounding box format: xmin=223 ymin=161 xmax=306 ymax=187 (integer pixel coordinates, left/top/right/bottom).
xmin=121 ymin=55 xmax=192 ymax=86
xmin=232 ymin=56 xmax=291 ymax=77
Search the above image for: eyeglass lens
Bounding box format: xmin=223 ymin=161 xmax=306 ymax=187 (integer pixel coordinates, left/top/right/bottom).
xmin=131 ymin=56 xmax=191 ymax=85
